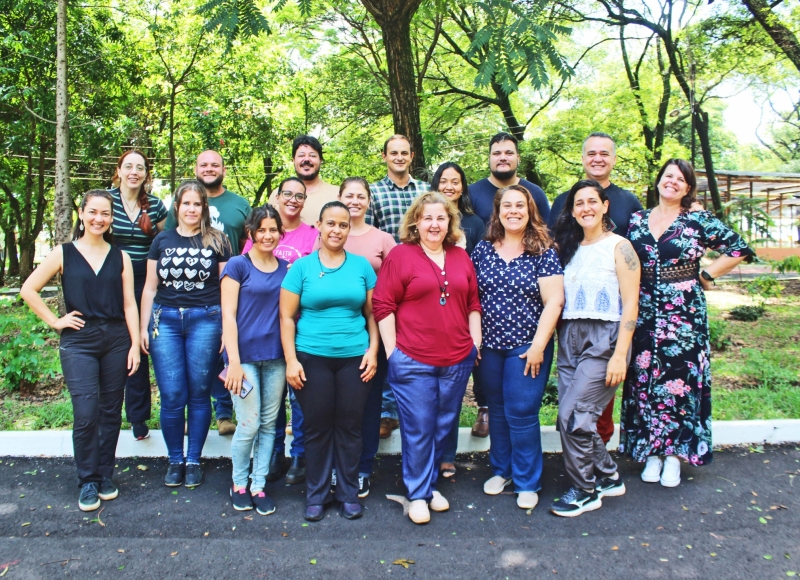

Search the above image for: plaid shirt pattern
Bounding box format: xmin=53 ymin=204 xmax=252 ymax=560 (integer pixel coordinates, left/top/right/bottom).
xmin=366 ymin=176 xmax=430 ymax=242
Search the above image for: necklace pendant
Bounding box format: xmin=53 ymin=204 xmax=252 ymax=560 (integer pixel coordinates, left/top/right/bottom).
xmin=319 ymin=272 xmax=324 ymax=278
xmin=439 ymin=296 xmax=447 ymax=306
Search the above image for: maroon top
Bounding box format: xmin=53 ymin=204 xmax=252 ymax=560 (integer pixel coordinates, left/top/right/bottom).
xmin=373 ymin=243 xmax=481 ymax=367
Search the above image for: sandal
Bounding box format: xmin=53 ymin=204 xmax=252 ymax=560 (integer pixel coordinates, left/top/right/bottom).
xmin=439 ymin=463 xmax=457 ymax=479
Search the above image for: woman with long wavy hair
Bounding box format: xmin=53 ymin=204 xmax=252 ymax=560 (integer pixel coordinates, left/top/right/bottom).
xmin=140 ymin=180 xmax=231 ymax=489
xmin=472 ymin=184 xmax=564 ymax=511
xmin=549 ymin=179 xmax=640 ymax=517
xmin=109 ymin=150 xmax=168 ymax=441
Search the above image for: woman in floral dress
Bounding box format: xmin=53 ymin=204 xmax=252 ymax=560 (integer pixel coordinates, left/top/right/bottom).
xmin=620 ymin=159 xmax=753 ymax=487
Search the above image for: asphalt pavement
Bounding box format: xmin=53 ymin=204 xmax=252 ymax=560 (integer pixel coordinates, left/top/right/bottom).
xmin=1 ymin=444 xmax=798 ymax=579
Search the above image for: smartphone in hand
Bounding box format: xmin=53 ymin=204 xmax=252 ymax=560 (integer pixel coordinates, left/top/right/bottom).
xmin=218 ymin=366 xmax=254 ymax=398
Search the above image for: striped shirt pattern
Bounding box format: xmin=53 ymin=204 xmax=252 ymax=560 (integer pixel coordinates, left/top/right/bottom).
xmin=110 ymin=188 xmax=168 ymax=262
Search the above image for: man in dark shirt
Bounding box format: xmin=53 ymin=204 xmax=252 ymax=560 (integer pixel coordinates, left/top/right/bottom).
xmin=467 ymin=132 xmax=551 ymax=438
xmin=470 ymin=132 xmax=551 ymax=227
xmin=548 ymin=132 xmax=643 ymax=445
xmin=547 ymin=132 xmax=643 ymax=237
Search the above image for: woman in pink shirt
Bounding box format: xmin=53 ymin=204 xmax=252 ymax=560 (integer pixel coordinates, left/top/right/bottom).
xmin=372 ymin=191 xmax=482 ymax=525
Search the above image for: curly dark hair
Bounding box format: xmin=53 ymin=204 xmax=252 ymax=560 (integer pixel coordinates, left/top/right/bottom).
xmin=485 ymin=184 xmax=552 ymax=255
xmin=552 ymin=179 xmax=613 ymax=267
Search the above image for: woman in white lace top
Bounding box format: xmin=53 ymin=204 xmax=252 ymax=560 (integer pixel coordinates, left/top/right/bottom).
xmin=550 ymin=179 xmax=640 ymax=517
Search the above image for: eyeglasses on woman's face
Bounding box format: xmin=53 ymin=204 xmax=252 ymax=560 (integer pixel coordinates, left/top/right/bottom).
xmin=280 ymin=190 xmax=307 ymax=202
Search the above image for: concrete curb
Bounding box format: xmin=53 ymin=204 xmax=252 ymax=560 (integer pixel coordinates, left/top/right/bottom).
xmin=2 ymin=419 xmax=800 ymax=458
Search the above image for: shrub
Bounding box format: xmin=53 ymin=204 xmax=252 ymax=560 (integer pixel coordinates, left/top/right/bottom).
xmin=729 ymin=304 xmax=766 ymax=321
xmin=0 ymin=300 xmax=61 ymax=391
xmin=708 ymin=318 xmax=731 ymax=350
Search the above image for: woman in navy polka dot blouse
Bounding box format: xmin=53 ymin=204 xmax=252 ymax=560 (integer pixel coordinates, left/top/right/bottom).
xmin=471 ymin=184 xmax=564 ymax=511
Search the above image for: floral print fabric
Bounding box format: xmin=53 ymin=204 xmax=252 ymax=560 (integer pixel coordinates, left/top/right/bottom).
xmin=619 ymin=210 xmax=753 ymax=465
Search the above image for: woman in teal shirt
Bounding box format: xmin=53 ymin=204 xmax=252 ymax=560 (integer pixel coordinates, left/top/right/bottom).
xmin=280 ymin=201 xmax=379 ymax=522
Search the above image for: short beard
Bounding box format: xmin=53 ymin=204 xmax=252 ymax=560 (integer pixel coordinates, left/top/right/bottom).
xmin=198 ymin=174 xmax=224 ymax=190
xmin=297 ymin=168 xmax=320 ymax=182
xmin=490 ymin=168 xmax=516 ymax=182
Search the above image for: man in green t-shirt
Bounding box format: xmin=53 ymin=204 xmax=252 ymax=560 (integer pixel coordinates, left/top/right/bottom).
xmin=164 ymin=150 xmax=251 ymax=253
xmin=164 ymin=150 xmax=251 ymax=435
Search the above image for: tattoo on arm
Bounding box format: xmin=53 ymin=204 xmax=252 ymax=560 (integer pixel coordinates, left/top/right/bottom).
xmin=620 ymin=242 xmax=640 ymax=271
xmin=624 ymin=320 xmax=636 ymax=331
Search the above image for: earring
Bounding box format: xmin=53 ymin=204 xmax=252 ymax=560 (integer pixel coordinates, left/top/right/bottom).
xmin=79 ymin=222 xmax=84 ymax=231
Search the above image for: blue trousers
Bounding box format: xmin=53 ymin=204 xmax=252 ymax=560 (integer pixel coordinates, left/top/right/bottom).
xmin=359 ymin=343 xmax=388 ymax=477
xmin=149 ymin=304 xmax=221 ymax=465
xmin=273 ymin=385 xmax=305 ymax=457
xmin=475 ymin=341 xmax=553 ymax=493
xmin=388 ymin=347 xmax=477 ymax=501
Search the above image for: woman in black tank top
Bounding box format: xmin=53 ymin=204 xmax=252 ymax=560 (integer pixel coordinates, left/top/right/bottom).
xmin=21 ymin=190 xmax=140 ymax=514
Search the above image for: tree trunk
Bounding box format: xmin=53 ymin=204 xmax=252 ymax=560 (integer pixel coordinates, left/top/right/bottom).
xmin=742 ymin=0 xmax=800 ymax=74
xmin=6 ymin=229 xmax=19 ymax=277
xmin=361 ymin=0 xmax=426 ymax=176
xmin=169 ymin=89 xmax=177 ymax=193
xmin=253 ymin=156 xmax=274 ymax=207
xmin=694 ymin=110 xmax=723 ymax=214
xmin=54 ymin=0 xmax=71 ymax=245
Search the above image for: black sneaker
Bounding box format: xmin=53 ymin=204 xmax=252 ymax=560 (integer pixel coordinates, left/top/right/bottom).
xmin=185 ymin=463 xmax=203 ymax=488
xmin=330 ymin=469 xmax=337 ymax=494
xmin=595 ymin=475 xmax=626 ymax=499
xmin=230 ymin=486 xmax=253 ymax=511
xmin=251 ymin=490 xmax=276 ymax=516
xmin=132 ymin=422 xmax=150 ymax=440
xmin=78 ymin=482 xmax=101 ymax=512
xmin=164 ymin=463 xmax=185 ymax=487
xmin=551 ymin=487 xmax=602 ymax=518
xmin=98 ymin=477 xmax=119 ymax=501
xmin=358 ymin=476 xmax=370 ymax=498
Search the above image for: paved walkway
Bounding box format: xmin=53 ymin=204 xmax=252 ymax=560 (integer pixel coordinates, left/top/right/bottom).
xmin=1 ymin=445 xmax=798 ymax=578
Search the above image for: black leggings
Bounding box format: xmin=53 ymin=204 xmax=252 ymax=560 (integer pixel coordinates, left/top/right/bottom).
xmin=294 ymin=353 xmax=372 ymax=505
xmin=60 ymin=320 xmax=130 ymax=486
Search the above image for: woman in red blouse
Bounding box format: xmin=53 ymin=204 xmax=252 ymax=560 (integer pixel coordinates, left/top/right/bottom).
xmin=372 ymin=191 xmax=482 ymax=525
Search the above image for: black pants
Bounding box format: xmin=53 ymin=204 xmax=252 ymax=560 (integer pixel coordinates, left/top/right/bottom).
xmin=60 ymin=320 xmax=130 ymax=486
xmin=124 ymin=259 xmax=151 ymax=424
xmin=294 ymin=352 xmax=371 ymax=505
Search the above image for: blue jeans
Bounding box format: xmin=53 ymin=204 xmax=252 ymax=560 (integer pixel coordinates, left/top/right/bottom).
xmin=359 ymin=343 xmax=388 ymax=478
xmin=231 ymin=358 xmax=286 ymax=491
xmin=273 ymin=386 xmax=305 ymax=457
xmin=475 ymin=341 xmax=554 ymax=493
xmin=212 ymin=355 xmax=233 ymax=421
xmin=388 ymin=347 xmax=477 ymax=501
xmin=149 ymin=304 xmax=221 ymax=465
xmin=381 ymin=383 xmax=399 ymax=421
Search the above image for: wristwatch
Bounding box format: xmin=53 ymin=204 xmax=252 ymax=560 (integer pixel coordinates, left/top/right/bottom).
xmin=700 ymin=270 xmax=715 ymax=285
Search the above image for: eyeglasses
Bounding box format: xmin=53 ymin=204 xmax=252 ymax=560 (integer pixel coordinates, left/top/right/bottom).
xmin=280 ymin=191 xmax=307 ymax=202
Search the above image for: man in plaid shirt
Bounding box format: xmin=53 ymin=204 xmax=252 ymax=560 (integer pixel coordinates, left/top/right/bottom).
xmin=364 ymin=134 xmax=429 ymax=441
xmin=366 ymin=134 xmax=430 ymax=243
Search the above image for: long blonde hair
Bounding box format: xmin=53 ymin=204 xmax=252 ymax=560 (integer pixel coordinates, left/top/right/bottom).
xmin=171 ymin=180 xmax=231 ymax=254
xmin=398 ymin=191 xmax=461 ymax=246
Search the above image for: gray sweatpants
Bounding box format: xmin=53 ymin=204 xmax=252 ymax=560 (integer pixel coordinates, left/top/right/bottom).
xmin=556 ymin=319 xmax=629 ymax=491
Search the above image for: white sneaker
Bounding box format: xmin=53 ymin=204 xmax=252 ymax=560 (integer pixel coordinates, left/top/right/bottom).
xmin=429 ymin=490 xmax=449 ymax=512
xmin=641 ymin=456 xmax=663 ymax=483
xmin=516 ymin=491 xmax=539 ymax=510
xmin=660 ymin=456 xmax=681 ymax=487
xmin=483 ymin=475 xmax=513 ymax=495
xmin=408 ymin=499 xmax=430 ymax=524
